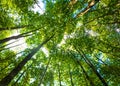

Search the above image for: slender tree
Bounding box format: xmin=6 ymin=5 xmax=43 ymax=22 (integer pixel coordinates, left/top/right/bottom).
xmin=75 ymin=47 xmax=108 ymax=86
xmin=58 ymin=64 xmax=62 ymax=86
xmin=0 ymin=34 xmax=54 ymax=86
xmin=0 ymin=40 xmax=19 ymax=49
xmin=0 ymin=28 xmax=39 ymax=44
xmin=70 ymin=51 xmax=94 ymax=86
xmin=68 ymin=64 xmax=74 ymax=86
xmin=38 ymin=56 xmax=52 ymax=86
xmin=0 ymin=25 xmax=32 ymax=31
xmin=0 ymin=42 xmax=25 ymax=51
xmin=12 ymin=64 xmax=32 ymax=86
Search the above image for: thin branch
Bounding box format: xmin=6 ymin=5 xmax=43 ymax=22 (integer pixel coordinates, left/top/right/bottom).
xmin=76 ymin=0 xmax=99 ymax=18
xmin=34 ymin=0 xmax=44 ymax=13
xmin=0 ymin=42 xmax=25 ymax=51
xmin=38 ymin=56 xmax=52 ymax=86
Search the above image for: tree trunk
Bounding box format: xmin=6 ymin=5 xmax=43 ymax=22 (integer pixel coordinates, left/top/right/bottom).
xmin=12 ymin=64 xmax=32 ymax=86
xmin=0 ymin=28 xmax=39 ymax=44
xmin=0 ymin=40 xmax=18 ymax=49
xmin=77 ymin=60 xmax=94 ymax=86
xmin=58 ymin=64 xmax=62 ymax=86
xmin=70 ymin=51 xmax=94 ymax=86
xmin=75 ymin=47 xmax=108 ymax=86
xmin=0 ymin=25 xmax=32 ymax=31
xmin=68 ymin=64 xmax=74 ymax=86
xmin=0 ymin=43 xmax=25 ymax=51
xmin=38 ymin=56 xmax=52 ymax=86
xmin=0 ymin=34 xmax=54 ymax=86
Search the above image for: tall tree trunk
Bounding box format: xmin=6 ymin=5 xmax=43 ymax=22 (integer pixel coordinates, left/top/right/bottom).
xmin=12 ymin=64 xmax=32 ymax=86
xmin=70 ymin=51 xmax=94 ymax=86
xmin=0 ymin=34 xmax=54 ymax=86
xmin=58 ymin=64 xmax=62 ymax=86
xmin=68 ymin=64 xmax=74 ymax=86
xmin=0 ymin=25 xmax=32 ymax=31
xmin=38 ymin=56 xmax=52 ymax=86
xmin=95 ymin=56 xmax=107 ymax=65
xmin=77 ymin=60 xmax=94 ymax=86
xmin=75 ymin=47 xmax=108 ymax=86
xmin=0 ymin=42 xmax=25 ymax=51
xmin=0 ymin=40 xmax=19 ymax=49
xmin=0 ymin=51 xmax=24 ymax=72
xmin=0 ymin=28 xmax=39 ymax=44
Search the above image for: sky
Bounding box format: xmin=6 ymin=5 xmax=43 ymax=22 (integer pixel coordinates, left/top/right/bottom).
xmin=6 ymin=0 xmax=46 ymax=53
xmin=31 ymin=0 xmax=45 ymax=14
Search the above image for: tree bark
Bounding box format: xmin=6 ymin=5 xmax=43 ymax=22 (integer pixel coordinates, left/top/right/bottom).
xmin=75 ymin=47 xmax=108 ymax=86
xmin=0 ymin=40 xmax=18 ymax=49
xmin=0 ymin=43 xmax=25 ymax=51
xmin=70 ymin=51 xmax=94 ymax=86
xmin=0 ymin=34 xmax=54 ymax=86
xmin=68 ymin=64 xmax=74 ymax=86
xmin=0 ymin=28 xmax=39 ymax=44
xmin=77 ymin=60 xmax=94 ymax=86
xmin=38 ymin=56 xmax=52 ymax=86
xmin=0 ymin=25 xmax=32 ymax=31
xmin=12 ymin=64 xmax=32 ymax=86
xmin=58 ymin=64 xmax=62 ymax=86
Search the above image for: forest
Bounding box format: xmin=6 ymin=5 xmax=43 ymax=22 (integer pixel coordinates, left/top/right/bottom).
xmin=0 ymin=0 xmax=120 ymax=86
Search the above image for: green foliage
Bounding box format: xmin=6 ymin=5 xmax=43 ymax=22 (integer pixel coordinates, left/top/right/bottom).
xmin=0 ymin=0 xmax=120 ymax=86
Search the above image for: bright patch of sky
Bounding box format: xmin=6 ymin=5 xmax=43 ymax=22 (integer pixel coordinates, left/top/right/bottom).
xmin=76 ymin=21 xmax=83 ymax=28
xmin=30 ymin=0 xmax=45 ymax=14
xmin=85 ymin=29 xmax=99 ymax=36
xmin=41 ymin=47 xmax=49 ymax=57
xmin=57 ymin=32 xmax=75 ymax=47
xmin=116 ymin=28 xmax=120 ymax=33
xmin=8 ymin=13 xmax=21 ymax=25
xmin=6 ymin=30 xmax=27 ymax=52
xmin=6 ymin=1 xmax=49 ymax=57
xmin=30 ymin=78 xmax=35 ymax=83
xmin=54 ymin=80 xmax=66 ymax=86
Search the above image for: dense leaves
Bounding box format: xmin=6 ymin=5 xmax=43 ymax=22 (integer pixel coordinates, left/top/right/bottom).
xmin=0 ymin=0 xmax=120 ymax=86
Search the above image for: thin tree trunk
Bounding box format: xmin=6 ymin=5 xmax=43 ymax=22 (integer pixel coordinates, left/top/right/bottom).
xmin=95 ymin=56 xmax=107 ymax=65
xmin=58 ymin=64 xmax=62 ymax=86
xmin=34 ymin=0 xmax=44 ymax=12
xmin=0 ymin=51 xmax=24 ymax=72
xmin=0 ymin=42 xmax=25 ymax=51
xmin=70 ymin=51 xmax=94 ymax=86
xmin=0 ymin=25 xmax=32 ymax=31
xmin=0 ymin=40 xmax=18 ymax=48
xmin=0 ymin=34 xmax=54 ymax=86
xmin=84 ymin=12 xmax=117 ymax=25
xmin=38 ymin=56 xmax=52 ymax=86
xmin=77 ymin=60 xmax=94 ymax=86
xmin=12 ymin=64 xmax=32 ymax=86
xmin=0 ymin=28 xmax=39 ymax=44
xmin=75 ymin=47 xmax=108 ymax=86
xmin=68 ymin=64 xmax=74 ymax=86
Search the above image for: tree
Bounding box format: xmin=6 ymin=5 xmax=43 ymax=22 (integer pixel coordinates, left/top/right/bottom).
xmin=0 ymin=35 xmax=54 ymax=86
xmin=0 ymin=0 xmax=120 ymax=86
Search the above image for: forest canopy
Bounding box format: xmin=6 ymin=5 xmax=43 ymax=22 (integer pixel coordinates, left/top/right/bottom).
xmin=0 ymin=0 xmax=120 ymax=86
